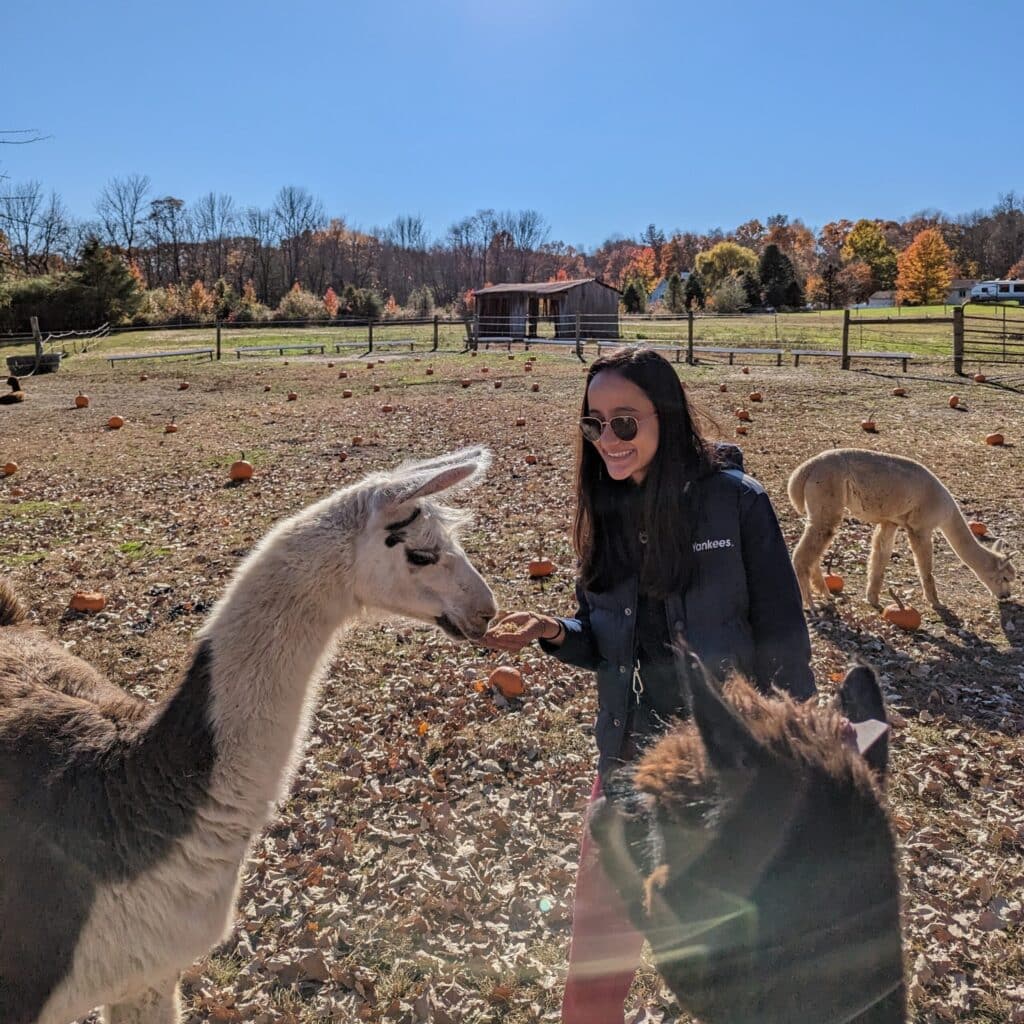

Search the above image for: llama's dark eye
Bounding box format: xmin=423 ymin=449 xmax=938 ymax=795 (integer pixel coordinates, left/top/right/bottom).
xmin=406 ymin=549 xmax=439 ymax=566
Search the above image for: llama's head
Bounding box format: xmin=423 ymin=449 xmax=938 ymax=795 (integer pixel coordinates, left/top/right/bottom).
xmin=350 ymin=447 xmax=497 ymax=641
xmin=981 ymin=538 xmax=1016 ymax=601
xmin=590 ymin=653 xmax=904 ymax=1024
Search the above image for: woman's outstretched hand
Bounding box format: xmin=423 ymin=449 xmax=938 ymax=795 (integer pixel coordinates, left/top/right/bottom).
xmin=481 ymin=611 xmax=562 ymax=652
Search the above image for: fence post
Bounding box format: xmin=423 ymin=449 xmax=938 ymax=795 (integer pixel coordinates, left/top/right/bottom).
xmin=575 ymin=312 xmax=582 ymax=360
xmin=841 ymin=308 xmax=851 ymax=370
xmin=432 ymin=315 xmax=439 ymax=352
xmin=216 ymin=324 xmax=221 ymax=361
xmin=953 ymin=306 xmax=964 ymax=375
xmin=686 ymin=309 xmax=694 ymax=365
xmin=367 ymin=318 xmax=374 ymax=353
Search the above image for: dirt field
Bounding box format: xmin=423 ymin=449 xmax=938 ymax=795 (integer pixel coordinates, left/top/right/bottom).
xmin=2 ymin=348 xmax=1022 ymax=1023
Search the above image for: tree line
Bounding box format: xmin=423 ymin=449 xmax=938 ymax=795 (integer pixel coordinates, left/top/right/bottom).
xmin=1 ymin=173 xmax=1022 ymax=331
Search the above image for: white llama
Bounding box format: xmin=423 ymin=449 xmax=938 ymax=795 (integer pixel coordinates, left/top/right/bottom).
xmin=0 ymin=447 xmax=497 ymax=1024
xmin=788 ymin=448 xmax=1016 ymax=610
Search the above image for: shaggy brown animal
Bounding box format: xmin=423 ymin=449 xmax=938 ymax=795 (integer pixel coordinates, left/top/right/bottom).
xmin=1 ymin=376 xmax=26 ymax=404
xmin=591 ymin=651 xmax=904 ymax=1024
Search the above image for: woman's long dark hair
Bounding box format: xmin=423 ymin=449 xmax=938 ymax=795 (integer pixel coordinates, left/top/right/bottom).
xmin=574 ymin=346 xmax=717 ymax=596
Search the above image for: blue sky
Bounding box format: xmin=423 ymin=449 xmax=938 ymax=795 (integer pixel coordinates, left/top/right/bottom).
xmin=4 ymin=0 xmax=1021 ymax=252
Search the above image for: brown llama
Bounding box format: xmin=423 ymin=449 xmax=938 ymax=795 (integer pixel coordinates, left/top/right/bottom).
xmin=590 ymin=651 xmax=905 ymax=1024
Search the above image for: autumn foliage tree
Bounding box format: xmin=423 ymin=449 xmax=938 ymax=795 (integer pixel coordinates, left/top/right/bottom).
xmin=896 ymin=228 xmax=953 ymax=306
xmin=694 ymin=242 xmax=758 ymax=293
xmin=323 ymin=286 xmax=339 ymax=317
xmin=842 ymin=220 xmax=897 ymax=292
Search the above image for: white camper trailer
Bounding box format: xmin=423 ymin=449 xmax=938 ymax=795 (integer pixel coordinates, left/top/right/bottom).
xmin=969 ymin=279 xmax=1024 ymax=303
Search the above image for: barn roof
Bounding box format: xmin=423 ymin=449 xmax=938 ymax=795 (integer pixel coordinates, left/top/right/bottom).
xmin=474 ymin=278 xmax=621 ymax=296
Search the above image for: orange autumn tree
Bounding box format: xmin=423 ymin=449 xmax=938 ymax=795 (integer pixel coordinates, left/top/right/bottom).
xmin=323 ymin=286 xmax=339 ymax=317
xmin=620 ymin=246 xmax=659 ymax=293
xmin=896 ymin=228 xmax=954 ymax=306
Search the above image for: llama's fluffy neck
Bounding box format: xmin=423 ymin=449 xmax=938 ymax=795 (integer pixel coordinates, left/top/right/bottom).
xmin=189 ymin=491 xmax=363 ymax=829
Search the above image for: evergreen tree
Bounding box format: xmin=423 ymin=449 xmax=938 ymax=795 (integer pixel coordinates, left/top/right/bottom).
xmin=783 ymin=278 xmax=805 ymax=309
xmin=621 ymin=277 xmax=647 ymax=314
xmin=683 ymin=271 xmax=706 ymax=310
xmin=758 ymin=244 xmax=797 ymax=308
xmin=664 ymin=272 xmax=686 ymax=313
xmin=72 ymin=237 xmax=144 ymax=325
xmin=736 ymin=270 xmax=761 ymax=308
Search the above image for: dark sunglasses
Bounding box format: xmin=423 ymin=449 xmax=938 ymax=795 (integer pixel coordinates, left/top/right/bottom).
xmin=579 ymin=412 xmax=657 ymax=443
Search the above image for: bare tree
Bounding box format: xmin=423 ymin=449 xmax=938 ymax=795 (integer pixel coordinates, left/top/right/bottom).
xmin=96 ymin=174 xmax=151 ymax=265
xmin=273 ymin=185 xmax=325 ymax=288
xmin=0 ymin=181 xmax=70 ymax=273
xmin=241 ymin=206 xmax=278 ymax=304
xmin=144 ymin=196 xmax=187 ymax=285
xmin=193 ymin=192 xmax=237 ymax=282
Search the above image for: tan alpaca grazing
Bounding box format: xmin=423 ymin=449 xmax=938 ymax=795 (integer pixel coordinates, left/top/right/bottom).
xmin=788 ymin=448 xmax=1016 ymax=609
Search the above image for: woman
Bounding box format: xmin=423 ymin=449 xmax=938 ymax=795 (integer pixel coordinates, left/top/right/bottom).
xmin=482 ymin=346 xmax=815 ymax=1024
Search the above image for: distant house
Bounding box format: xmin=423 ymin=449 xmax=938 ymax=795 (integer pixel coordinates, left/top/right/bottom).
xmin=648 ymin=273 xmax=691 ymax=306
xmin=473 ymin=278 xmax=620 ymax=339
xmin=865 ymin=290 xmax=896 ymax=308
xmin=947 ymin=279 xmax=977 ymax=304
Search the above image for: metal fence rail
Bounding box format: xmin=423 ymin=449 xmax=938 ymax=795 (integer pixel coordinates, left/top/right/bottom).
xmin=954 ymin=303 xmax=1024 ymax=372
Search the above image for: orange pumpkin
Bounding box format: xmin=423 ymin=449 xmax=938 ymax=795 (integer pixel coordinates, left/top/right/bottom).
xmin=736 ymin=408 xmax=752 ymax=422
xmin=338 ymin=451 xmax=347 ymax=462
xmin=742 ymin=366 xmax=750 ymax=374
xmin=524 ymin=363 xmax=533 ymax=372
xmin=351 ymin=435 xmax=364 ymax=446
xmin=108 ymin=415 xmax=125 ymax=430
xmin=494 ymin=380 xmax=502 ymax=388
xmin=735 ymin=425 xmax=748 ymax=436
xmin=948 ymin=395 xmax=960 ymax=409
xmin=968 ymin=520 xmax=987 ymax=537
xmin=426 ymin=368 xmax=434 ymax=375
xmin=287 ymin=392 xmax=298 ymax=401
xmin=381 ymin=404 xmax=394 ymax=413
xmin=69 ymin=591 xmax=106 ymax=613
xmin=719 ymin=384 xmax=727 ymax=392
xmin=882 ymin=589 xmax=921 ymax=630
xmin=531 ymin=383 xmax=540 ymax=392
xmin=515 ymin=417 xmax=526 ymax=426
xmin=366 ymin=362 xmax=375 ymax=369
xmin=372 ymin=384 xmax=381 ymax=392
xmin=892 ymin=387 xmax=907 ymax=397
xmin=139 ymin=373 xmax=148 ymax=381
xmin=3 ymin=461 xmax=18 ymax=476
xmin=74 ymin=392 xmax=90 ymax=408
xmin=973 ymin=372 xmax=986 ymax=383
xmin=178 ymin=381 xmax=189 ymax=391
xmin=470 ymin=350 xmax=478 ymax=357
xmin=263 ymin=384 xmax=272 ymax=392
xmin=748 ymin=391 xmax=763 ymax=402
xmin=461 ymin=379 xmax=472 ymax=388
xmin=327 ymin=361 xmax=335 ymax=368
xmin=861 ymin=419 xmax=877 ymax=433
xmin=480 ymin=367 xmax=490 ymax=374
xmin=338 ymin=370 xmax=348 ymax=379
xmin=488 ymin=666 xmax=525 ymax=698
xmin=985 ymin=433 xmax=1005 ymax=446
xmin=824 ymin=573 xmax=845 ymax=594
xmin=525 ymin=454 xmax=538 ymax=465
xmin=342 ymin=389 xmax=353 ymax=398
xmin=528 ymin=558 xmax=554 ymax=578
xmin=229 ymin=457 xmax=254 ymax=481
xmin=164 ymin=421 xmax=178 ymax=434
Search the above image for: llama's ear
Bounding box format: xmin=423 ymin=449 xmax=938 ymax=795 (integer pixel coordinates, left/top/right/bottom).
xmin=672 ymin=644 xmax=764 ymax=775
xmin=836 ymin=663 xmax=890 ymax=779
xmin=386 ymin=448 xmax=491 ymax=507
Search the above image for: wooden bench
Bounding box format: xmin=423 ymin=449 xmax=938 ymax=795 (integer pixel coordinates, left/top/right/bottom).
xmin=234 ymin=343 xmax=326 ymax=359
xmin=365 ymin=338 xmax=416 ymax=352
xmin=692 ymin=346 xmax=784 ymax=366
xmin=792 ymin=349 xmax=915 ymax=372
xmin=108 ymin=347 xmax=214 ymax=367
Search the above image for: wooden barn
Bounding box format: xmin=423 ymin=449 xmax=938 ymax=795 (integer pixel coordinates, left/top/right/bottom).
xmin=473 ymin=278 xmax=620 ymax=339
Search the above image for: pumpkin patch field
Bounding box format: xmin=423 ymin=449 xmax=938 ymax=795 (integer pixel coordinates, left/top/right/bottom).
xmin=2 ymin=350 xmax=1023 ymax=1023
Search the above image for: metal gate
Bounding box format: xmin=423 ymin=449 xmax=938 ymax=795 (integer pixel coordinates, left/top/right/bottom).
xmin=955 ymin=301 xmax=1024 ymax=370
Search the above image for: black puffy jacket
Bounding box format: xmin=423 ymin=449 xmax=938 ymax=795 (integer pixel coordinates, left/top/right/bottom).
xmin=541 ymin=455 xmax=815 ymax=779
